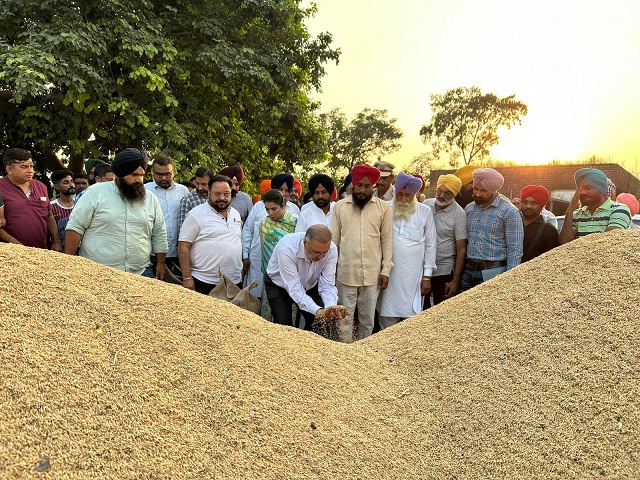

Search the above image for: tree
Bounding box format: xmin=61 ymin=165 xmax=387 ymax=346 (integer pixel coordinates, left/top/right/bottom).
xmin=419 ymin=86 xmax=527 ymax=167
xmin=319 ymin=107 xmax=403 ymax=174
xmin=0 ymin=0 xmax=340 ymax=176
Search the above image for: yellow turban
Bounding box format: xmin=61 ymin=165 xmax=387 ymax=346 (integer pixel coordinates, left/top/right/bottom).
xmin=454 ymin=165 xmax=481 ymax=186
xmin=437 ymin=174 xmax=463 ymax=196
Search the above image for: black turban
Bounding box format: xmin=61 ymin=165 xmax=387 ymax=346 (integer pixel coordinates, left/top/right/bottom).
xmin=219 ymin=165 xmax=244 ymax=184
xmin=271 ymin=173 xmax=294 ymax=190
xmin=112 ymin=148 xmax=147 ymax=177
xmin=308 ymin=174 xmax=335 ymax=195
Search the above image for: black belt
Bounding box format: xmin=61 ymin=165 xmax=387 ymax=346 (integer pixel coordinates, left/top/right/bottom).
xmin=466 ymin=259 xmax=506 ymax=269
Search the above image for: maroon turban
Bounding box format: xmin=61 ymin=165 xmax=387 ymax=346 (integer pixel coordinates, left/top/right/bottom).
xmin=351 ymin=164 xmax=380 ymax=186
xmin=219 ymin=165 xmax=244 ymax=184
xmin=520 ymin=185 xmax=550 ymax=208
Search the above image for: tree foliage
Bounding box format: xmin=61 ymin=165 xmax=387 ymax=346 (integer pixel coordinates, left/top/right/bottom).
xmin=419 ymin=86 xmax=528 ymax=167
xmin=0 ymin=0 xmax=340 ymax=176
xmin=318 ymin=107 xmax=403 ymax=174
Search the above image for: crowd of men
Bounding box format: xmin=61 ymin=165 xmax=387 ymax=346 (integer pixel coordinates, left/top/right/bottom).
xmin=1 ymin=147 xmax=637 ymax=341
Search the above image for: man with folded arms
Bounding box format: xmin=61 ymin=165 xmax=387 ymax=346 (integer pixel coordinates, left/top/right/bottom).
xmin=460 ymin=168 xmax=523 ymax=292
xmin=519 ymin=185 xmax=559 ymax=262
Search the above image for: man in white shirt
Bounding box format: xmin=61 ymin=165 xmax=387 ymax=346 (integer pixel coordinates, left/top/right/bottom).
xmin=264 ymin=225 xmax=338 ymax=330
xmin=295 ymin=174 xmax=334 ymax=233
xmin=377 ymin=172 xmax=437 ymax=330
xmin=145 ymin=155 xmax=189 ymax=269
xmin=178 ymin=175 xmax=243 ymax=295
xmin=373 ymin=160 xmax=395 ymax=201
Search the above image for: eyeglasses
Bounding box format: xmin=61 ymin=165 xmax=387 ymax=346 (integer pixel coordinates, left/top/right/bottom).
xmin=10 ymin=161 xmax=36 ymax=170
xmin=153 ymin=171 xmax=173 ymax=178
xmin=211 ymin=192 xmax=231 ymax=199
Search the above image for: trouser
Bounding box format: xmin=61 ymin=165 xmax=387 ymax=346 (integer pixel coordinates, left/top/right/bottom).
xmin=423 ymin=272 xmax=453 ymax=309
xmin=378 ymin=316 xmax=406 ymax=330
xmin=193 ymin=277 xmax=242 ymax=295
xmin=150 ymin=255 xmax=179 ymax=271
xmin=264 ymin=275 xmax=323 ymax=329
xmin=336 ymin=282 xmax=379 ymax=340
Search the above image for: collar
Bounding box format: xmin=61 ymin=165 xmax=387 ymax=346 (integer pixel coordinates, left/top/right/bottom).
xmin=580 ymin=197 xmax=613 ymax=213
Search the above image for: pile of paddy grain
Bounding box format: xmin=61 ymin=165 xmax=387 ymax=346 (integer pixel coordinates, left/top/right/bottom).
xmin=1 ymin=230 xmax=639 ymax=479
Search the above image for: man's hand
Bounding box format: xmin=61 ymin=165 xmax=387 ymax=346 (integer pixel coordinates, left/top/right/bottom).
xmin=50 ymin=240 xmax=63 ymax=252
xmin=568 ymin=187 xmax=581 ymax=211
xmin=182 ymin=278 xmax=196 ymax=290
xmin=155 ymin=264 xmax=166 ymax=282
xmin=242 ymin=258 xmax=250 ymax=278
xmin=378 ymin=274 xmax=389 ymax=290
xmin=444 ymin=279 xmax=460 ymax=298
xmin=420 ymin=277 xmax=431 ymax=296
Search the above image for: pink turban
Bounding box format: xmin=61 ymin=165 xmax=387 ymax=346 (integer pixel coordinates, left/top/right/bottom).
xmin=351 ymin=164 xmax=381 ymax=186
xmin=395 ymin=172 xmax=423 ymax=195
xmin=520 ymin=185 xmax=550 ymax=208
xmin=472 ymin=168 xmax=504 ymax=193
xmin=616 ymin=193 xmax=639 ymax=216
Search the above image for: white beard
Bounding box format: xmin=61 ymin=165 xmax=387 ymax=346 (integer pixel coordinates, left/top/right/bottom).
xmin=436 ymin=197 xmax=455 ymax=207
xmin=393 ymin=198 xmax=417 ymax=221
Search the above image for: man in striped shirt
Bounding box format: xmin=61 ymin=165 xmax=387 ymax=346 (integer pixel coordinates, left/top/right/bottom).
xmin=559 ymin=168 xmax=631 ymax=244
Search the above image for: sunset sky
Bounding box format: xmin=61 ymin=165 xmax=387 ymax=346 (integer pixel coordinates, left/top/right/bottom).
xmin=306 ymin=0 xmax=640 ymax=172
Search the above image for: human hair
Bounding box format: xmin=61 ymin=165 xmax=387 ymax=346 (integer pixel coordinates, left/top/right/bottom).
xmin=208 ymin=174 xmax=232 ymax=189
xmin=74 ymin=173 xmax=89 ymax=181
xmin=50 ymin=169 xmax=74 ymax=185
xmin=3 ymin=148 xmax=32 ymax=166
xmin=305 ymin=224 xmax=332 ymax=244
xmin=262 ymin=189 xmax=285 ymax=206
xmin=181 ymin=180 xmax=194 ymax=189
xmin=194 ymin=166 xmax=214 ymax=180
xmin=153 ymin=155 xmax=174 ymax=167
xmin=94 ymin=164 xmax=113 ymax=178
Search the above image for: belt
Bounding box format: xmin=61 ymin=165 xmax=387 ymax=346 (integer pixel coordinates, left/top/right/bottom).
xmin=466 ymin=259 xmax=507 ymax=269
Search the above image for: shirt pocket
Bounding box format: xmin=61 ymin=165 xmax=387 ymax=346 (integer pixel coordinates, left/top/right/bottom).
xmin=31 ymin=198 xmax=49 ymax=219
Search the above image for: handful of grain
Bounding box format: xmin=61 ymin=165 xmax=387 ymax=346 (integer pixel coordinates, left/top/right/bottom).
xmin=315 ymin=305 xmax=350 ymax=323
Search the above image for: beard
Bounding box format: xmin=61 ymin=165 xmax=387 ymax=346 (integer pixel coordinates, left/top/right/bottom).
xmin=314 ymin=197 xmax=329 ymax=209
xmin=60 ymin=186 xmax=76 ymax=196
xmin=231 ymin=189 xmax=238 ymax=198
xmin=116 ymin=177 xmax=146 ymax=203
xmin=435 ymin=197 xmax=455 ymax=208
xmin=393 ymin=198 xmax=417 ymax=221
xmin=352 ymin=191 xmax=373 ymax=209
xmin=208 ymin=199 xmax=230 ymax=212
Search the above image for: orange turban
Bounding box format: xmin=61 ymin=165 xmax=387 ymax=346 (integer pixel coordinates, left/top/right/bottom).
xmin=259 ymin=179 xmax=271 ymax=195
xmin=520 ymin=185 xmax=550 ymax=208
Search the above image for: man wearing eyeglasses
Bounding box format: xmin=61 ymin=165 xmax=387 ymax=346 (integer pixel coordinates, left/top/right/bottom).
xmin=178 ymin=175 xmax=243 ymax=294
xmin=0 ymin=148 xmax=62 ymax=250
xmin=422 ymin=174 xmax=468 ymax=307
xmin=145 ymin=155 xmax=189 ymax=270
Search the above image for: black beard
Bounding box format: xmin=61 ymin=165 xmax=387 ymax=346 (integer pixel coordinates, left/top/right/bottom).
xmin=231 ymin=189 xmax=238 ymax=198
xmin=116 ymin=177 xmax=146 ymax=203
xmin=352 ymin=192 xmax=372 ymax=209
xmin=208 ymin=199 xmax=230 ymax=212
xmin=314 ymin=198 xmax=328 ymax=209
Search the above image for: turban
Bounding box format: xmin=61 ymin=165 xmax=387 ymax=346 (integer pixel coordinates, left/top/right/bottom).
xmin=259 ymin=179 xmax=272 ymax=195
xmin=436 ymin=174 xmax=462 ymax=196
xmin=373 ymin=160 xmax=395 ymax=177
xmin=616 ymin=193 xmax=639 ymax=216
xmin=472 ymin=168 xmax=504 ymax=193
xmin=85 ymin=158 xmax=107 ymax=174
xmin=112 ymin=148 xmax=147 ymax=177
xmin=293 ymin=178 xmax=302 ymax=194
xmin=607 ymin=178 xmax=616 ymax=199
xmin=252 ymin=194 xmax=261 ymax=205
xmin=331 ymin=187 xmax=338 ymax=201
xmin=351 ymin=164 xmax=380 ymax=186
xmin=574 ymin=168 xmax=607 ymax=194
xmin=520 ymin=185 xmax=550 ymax=208
xmin=218 ymin=165 xmax=244 ymax=184
xmin=343 ymin=173 xmax=352 ymax=188
xmin=454 ymin=165 xmax=481 ymax=185
xmin=395 ymin=172 xmax=423 ymax=195
xmin=412 ymin=174 xmax=426 ymax=194
xmin=308 ymin=174 xmax=335 ymax=195
xmin=271 ymin=173 xmax=294 ymax=191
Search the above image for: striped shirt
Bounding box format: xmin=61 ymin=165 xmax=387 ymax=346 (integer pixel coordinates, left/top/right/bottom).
xmin=465 ymin=194 xmax=524 ymax=271
xmin=571 ymin=198 xmax=631 ymax=237
xmin=178 ymin=190 xmax=207 ymax=230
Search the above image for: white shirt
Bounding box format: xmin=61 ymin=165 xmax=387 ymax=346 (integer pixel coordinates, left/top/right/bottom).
xmin=179 ymin=204 xmax=243 ymax=284
xmin=266 ymin=232 xmax=338 ymax=315
xmin=294 ymin=202 xmax=334 ymax=233
xmin=145 ymin=181 xmax=189 ymax=257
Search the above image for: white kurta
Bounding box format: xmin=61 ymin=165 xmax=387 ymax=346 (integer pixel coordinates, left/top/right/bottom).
xmin=377 ymin=202 xmax=437 ymax=318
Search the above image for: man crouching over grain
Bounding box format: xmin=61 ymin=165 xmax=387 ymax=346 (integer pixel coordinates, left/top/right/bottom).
xmin=64 ymin=148 xmax=168 ymax=280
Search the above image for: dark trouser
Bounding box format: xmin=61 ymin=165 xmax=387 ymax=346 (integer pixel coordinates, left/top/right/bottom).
xmin=264 ymin=274 xmax=323 ymax=329
xmin=193 ymin=276 xmax=242 ymax=295
xmin=423 ymin=272 xmax=453 ymax=309
xmin=459 ymin=260 xmax=506 ymax=293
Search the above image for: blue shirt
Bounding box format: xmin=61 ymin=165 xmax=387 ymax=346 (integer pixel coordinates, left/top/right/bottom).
xmin=145 ymin=181 xmax=189 ymax=257
xmin=465 ymin=194 xmax=524 ymax=270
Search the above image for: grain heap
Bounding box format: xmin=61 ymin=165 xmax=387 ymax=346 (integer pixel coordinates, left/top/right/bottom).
xmin=1 ymin=230 xmax=639 ymax=479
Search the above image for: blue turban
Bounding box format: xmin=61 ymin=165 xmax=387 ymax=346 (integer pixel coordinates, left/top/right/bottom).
xmin=575 ymin=168 xmax=608 ymax=194
xmin=271 ymin=173 xmax=294 ymax=191
xmin=112 ymin=148 xmax=147 ymax=177
xmin=394 ymin=172 xmax=423 ymax=195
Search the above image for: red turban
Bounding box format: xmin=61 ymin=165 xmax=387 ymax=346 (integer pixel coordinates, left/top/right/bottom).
xmin=293 ymin=178 xmax=302 ymax=194
xmin=218 ymin=165 xmax=244 ymax=184
xmin=259 ymin=179 xmax=271 ymax=195
xmin=520 ymin=185 xmax=550 ymax=208
xmin=331 ymin=187 xmax=338 ymax=201
xmin=351 ymin=164 xmax=380 ymax=186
